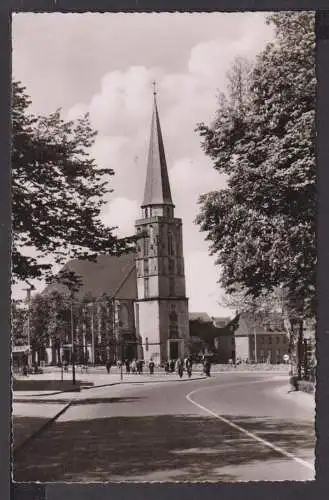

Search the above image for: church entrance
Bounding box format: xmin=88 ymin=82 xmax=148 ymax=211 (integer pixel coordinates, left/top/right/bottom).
xmin=170 ymin=341 xmax=179 ymax=360
xmin=167 ymin=339 xmax=184 ymax=360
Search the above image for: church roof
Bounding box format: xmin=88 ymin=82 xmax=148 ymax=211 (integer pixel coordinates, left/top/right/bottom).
xmin=44 ymin=253 xmax=137 ymax=301
xmin=142 ymin=94 xmax=173 ymax=207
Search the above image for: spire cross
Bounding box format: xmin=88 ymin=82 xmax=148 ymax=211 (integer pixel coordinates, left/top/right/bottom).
xmin=152 ymin=80 xmax=157 ymax=96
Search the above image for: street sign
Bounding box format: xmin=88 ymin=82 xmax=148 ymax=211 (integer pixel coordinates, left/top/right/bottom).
xmin=283 ymin=354 xmax=289 ymax=362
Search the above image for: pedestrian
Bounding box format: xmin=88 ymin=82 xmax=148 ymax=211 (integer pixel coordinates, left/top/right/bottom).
xmin=131 ymin=359 xmax=137 ymax=374
xmin=105 ymin=360 xmax=111 ymax=374
xmin=164 ymin=360 xmax=169 ymax=374
xmin=176 ymin=358 xmax=184 ymax=378
xmin=170 ymin=359 xmax=175 ymax=373
xmin=125 ymin=359 xmax=131 ymax=374
xmin=186 ymin=357 xmax=192 ymax=378
xmin=149 ymin=359 xmax=155 ymax=375
xmin=136 ymin=359 xmax=142 ymax=374
xmin=203 ymin=358 xmax=211 ymax=377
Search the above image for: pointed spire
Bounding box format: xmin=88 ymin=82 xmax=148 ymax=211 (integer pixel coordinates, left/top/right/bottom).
xmin=142 ymin=85 xmax=173 ymax=208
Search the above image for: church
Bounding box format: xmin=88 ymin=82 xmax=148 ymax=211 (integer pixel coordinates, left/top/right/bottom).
xmin=43 ymin=90 xmax=190 ymax=366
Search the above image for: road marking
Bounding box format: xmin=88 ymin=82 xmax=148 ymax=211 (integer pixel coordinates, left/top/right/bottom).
xmin=185 ymin=381 xmax=315 ymax=473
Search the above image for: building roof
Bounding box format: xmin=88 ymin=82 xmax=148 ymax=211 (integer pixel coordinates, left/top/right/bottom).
xmin=212 ymin=316 xmax=232 ymax=328
xmin=234 ymin=311 xmax=286 ymax=337
xmin=189 ymin=312 xmax=213 ymax=323
xmin=142 ymin=95 xmax=173 ymax=207
xmin=44 ymin=253 xmax=137 ymax=301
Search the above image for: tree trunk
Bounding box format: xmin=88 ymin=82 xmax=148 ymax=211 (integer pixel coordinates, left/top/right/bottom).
xmin=297 ymin=318 xmax=304 ymax=380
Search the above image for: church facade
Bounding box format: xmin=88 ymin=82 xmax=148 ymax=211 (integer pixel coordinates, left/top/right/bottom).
xmin=38 ymin=92 xmax=190 ymax=366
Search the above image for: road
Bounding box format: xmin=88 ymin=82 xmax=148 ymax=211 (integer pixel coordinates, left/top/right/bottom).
xmin=13 ymin=372 xmax=315 ymax=482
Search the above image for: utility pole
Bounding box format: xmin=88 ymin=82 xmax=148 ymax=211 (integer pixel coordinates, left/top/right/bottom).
xmin=252 ymin=305 xmax=257 ymax=364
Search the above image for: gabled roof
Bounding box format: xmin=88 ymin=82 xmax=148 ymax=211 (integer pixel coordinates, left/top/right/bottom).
xmin=142 ymin=95 xmax=173 ymax=207
xmin=43 ymin=253 xmax=137 ymax=301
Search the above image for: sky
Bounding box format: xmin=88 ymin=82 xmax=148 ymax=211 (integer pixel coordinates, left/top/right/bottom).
xmin=12 ymin=12 xmax=274 ymax=316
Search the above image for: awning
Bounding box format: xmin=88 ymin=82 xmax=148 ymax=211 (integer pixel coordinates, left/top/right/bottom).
xmin=12 ymin=345 xmax=30 ymax=354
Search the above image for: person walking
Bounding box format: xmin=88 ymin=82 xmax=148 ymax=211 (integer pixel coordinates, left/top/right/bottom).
xmin=186 ymin=357 xmax=192 ymax=378
xmin=105 ymin=359 xmax=112 ymax=374
xmin=164 ymin=360 xmax=170 ymax=374
xmin=149 ymin=359 xmax=155 ymax=375
xmin=176 ymin=358 xmax=184 ymax=378
xmin=131 ymin=359 xmax=137 ymax=374
xmin=170 ymin=359 xmax=175 ymax=373
xmin=203 ymin=357 xmax=211 ymax=377
xmin=125 ymin=359 xmax=131 ymax=374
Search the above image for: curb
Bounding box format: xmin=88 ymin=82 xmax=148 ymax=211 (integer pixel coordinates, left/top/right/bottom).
xmin=13 ymin=375 xmax=208 ymax=401
xmin=13 ymin=401 xmax=72 ymax=456
xmin=84 ymin=375 xmax=207 ymax=390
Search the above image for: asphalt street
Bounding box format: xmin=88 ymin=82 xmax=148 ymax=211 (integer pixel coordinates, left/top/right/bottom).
xmin=13 ymin=372 xmax=315 ymax=482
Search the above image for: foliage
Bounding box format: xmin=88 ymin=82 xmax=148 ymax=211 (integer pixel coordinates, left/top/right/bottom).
xmin=12 ymin=81 xmax=136 ymax=285
xmin=196 ymin=12 xmax=316 ymax=318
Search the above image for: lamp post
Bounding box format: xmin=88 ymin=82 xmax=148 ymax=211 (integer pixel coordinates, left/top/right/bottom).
xmin=112 ymin=298 xmax=123 ymax=381
xmin=91 ymin=303 xmax=95 ymax=366
xmin=86 ymin=302 xmax=95 ymax=366
xmin=70 ymin=297 xmax=76 ymax=385
xmin=23 ymin=285 xmax=34 ymax=368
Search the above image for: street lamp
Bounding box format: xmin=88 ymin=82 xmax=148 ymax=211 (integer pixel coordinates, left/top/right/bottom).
xmin=86 ymin=302 xmax=95 ymax=366
xmin=23 ymin=285 xmax=35 ymax=367
xmin=70 ymin=297 xmax=76 ymax=385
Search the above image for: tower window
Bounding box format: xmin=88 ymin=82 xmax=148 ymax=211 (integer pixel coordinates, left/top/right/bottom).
xmin=168 ymin=232 xmax=174 ymax=256
xmin=143 ymin=237 xmax=149 ymax=256
xmin=168 ymin=258 xmax=174 ymax=274
xmin=144 ymin=278 xmax=149 ymax=298
xmin=144 ymin=259 xmax=149 ymax=275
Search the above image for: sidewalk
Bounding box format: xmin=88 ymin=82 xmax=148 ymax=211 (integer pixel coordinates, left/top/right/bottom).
xmin=274 ymin=383 xmax=315 ymax=412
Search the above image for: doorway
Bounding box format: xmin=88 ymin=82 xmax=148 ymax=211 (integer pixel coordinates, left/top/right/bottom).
xmin=169 ymin=341 xmax=179 ymax=360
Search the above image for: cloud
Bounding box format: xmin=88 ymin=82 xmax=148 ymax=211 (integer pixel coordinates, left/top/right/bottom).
xmin=101 ymin=197 xmax=140 ymax=237
xmin=87 ymin=66 xmax=160 ymax=136
xmin=185 ymin=250 xmax=227 ymax=316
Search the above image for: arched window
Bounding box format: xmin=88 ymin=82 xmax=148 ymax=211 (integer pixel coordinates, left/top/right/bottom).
xmin=168 ymin=232 xmax=174 ymax=256
xmin=143 ymin=237 xmax=149 ymax=256
xmin=120 ymin=304 xmax=129 ymax=329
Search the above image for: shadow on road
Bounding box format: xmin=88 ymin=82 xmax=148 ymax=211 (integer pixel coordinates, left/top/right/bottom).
xmin=13 ymin=414 xmax=315 ymax=482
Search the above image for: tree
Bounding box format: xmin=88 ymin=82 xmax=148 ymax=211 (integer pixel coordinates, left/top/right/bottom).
xmin=12 ymin=82 xmax=136 ymax=284
xmin=29 ymin=294 xmax=51 ymax=352
xmin=196 ymin=12 xmax=315 ymax=323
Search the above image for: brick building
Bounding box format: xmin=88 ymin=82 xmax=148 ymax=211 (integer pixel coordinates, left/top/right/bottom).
xmin=234 ymin=312 xmax=289 ymax=364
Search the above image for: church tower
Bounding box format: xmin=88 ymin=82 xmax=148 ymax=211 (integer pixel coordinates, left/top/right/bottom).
xmin=134 ymin=87 xmax=189 ymax=364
